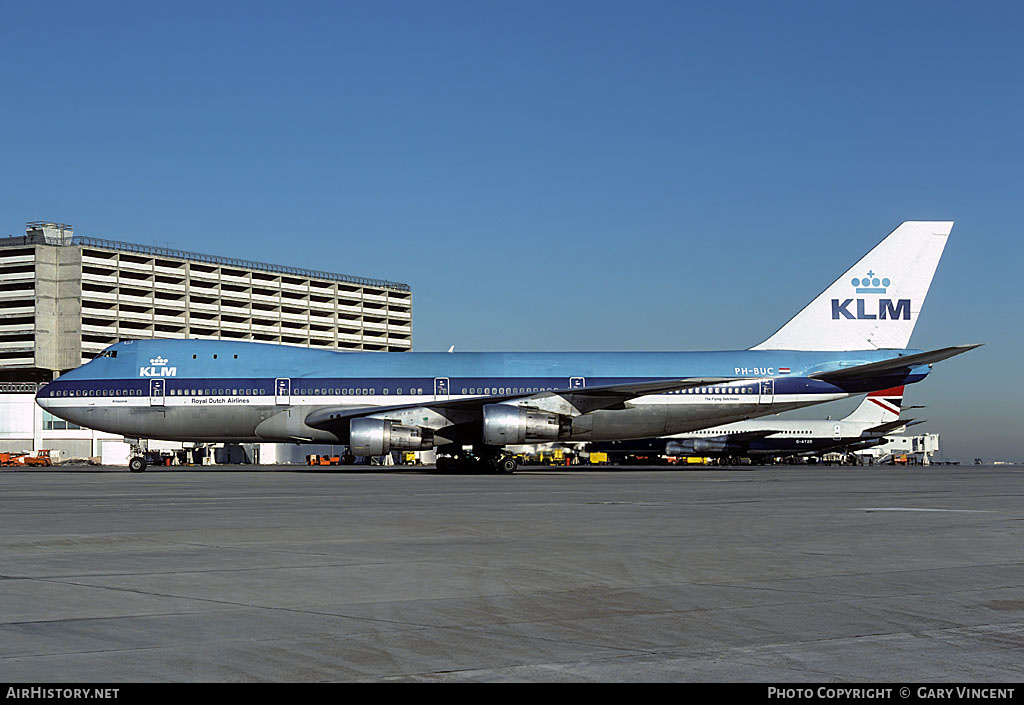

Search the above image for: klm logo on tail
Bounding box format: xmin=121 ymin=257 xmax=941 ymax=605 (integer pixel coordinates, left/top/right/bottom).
xmin=831 ymin=272 xmax=910 ymax=321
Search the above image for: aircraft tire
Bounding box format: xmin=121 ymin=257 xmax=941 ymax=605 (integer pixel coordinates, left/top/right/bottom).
xmin=499 ymin=458 xmax=517 ymax=474
xmin=128 ymin=456 xmax=147 ymax=473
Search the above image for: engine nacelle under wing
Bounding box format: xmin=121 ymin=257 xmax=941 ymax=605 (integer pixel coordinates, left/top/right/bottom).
xmin=349 ymin=418 xmax=434 ymax=456
xmin=482 ymin=404 xmax=565 ymax=445
xmin=665 ymin=438 xmax=731 ymax=456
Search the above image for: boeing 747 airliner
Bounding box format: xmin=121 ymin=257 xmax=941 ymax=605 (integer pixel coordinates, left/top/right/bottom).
xmin=36 ymin=221 xmax=978 ymax=472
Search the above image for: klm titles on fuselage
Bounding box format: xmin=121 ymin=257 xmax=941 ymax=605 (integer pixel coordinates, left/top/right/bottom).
xmin=139 ymin=357 xmax=177 ymax=377
xmin=139 ymin=366 xmax=177 ymax=377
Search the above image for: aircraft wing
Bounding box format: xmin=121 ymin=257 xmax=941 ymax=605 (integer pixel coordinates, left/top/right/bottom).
xmin=840 ymin=437 xmax=893 ymax=451
xmin=523 ymin=376 xmax=739 ymax=415
xmin=810 ymin=344 xmax=981 ymax=383
xmin=304 ymin=375 xmax=736 ymax=436
xmin=862 ymin=418 xmax=925 ymax=435
xmin=664 ymin=429 xmax=784 ymax=456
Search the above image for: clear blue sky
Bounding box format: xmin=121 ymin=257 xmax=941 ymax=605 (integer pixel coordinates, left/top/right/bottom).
xmin=1 ymin=1 xmax=1021 ymax=462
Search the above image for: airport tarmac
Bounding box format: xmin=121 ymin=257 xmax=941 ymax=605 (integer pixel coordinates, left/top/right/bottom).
xmin=1 ymin=465 xmax=1022 ymax=683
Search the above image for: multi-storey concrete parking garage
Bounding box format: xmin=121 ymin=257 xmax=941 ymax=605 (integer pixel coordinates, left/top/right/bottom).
xmin=0 ymin=221 xmax=412 ymax=459
xmin=1 ymin=221 xmax=412 ymax=377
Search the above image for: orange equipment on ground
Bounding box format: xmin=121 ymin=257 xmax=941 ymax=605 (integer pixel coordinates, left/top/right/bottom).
xmin=1 ymin=450 xmax=53 ymax=466
xmin=307 ymin=455 xmax=342 ymax=466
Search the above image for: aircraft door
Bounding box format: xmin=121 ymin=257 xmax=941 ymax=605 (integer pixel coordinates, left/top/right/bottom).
xmin=149 ymin=379 xmax=165 ymax=407
xmin=758 ymin=379 xmax=774 ymax=405
xmin=569 ymin=377 xmax=585 ymax=389
xmin=434 ymin=377 xmax=450 ymax=401
xmin=275 ymin=378 xmax=291 ymax=406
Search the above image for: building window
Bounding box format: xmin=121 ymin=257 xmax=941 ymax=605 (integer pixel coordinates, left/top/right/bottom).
xmin=43 ymin=411 xmax=81 ymax=431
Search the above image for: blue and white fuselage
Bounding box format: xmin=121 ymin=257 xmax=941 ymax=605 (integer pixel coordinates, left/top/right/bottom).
xmin=33 ymin=220 xmax=979 ymax=471
xmin=37 ymin=338 xmax=932 ymax=444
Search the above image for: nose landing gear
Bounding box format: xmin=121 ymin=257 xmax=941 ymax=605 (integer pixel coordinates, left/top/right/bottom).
xmin=127 ymin=439 xmax=148 ymax=473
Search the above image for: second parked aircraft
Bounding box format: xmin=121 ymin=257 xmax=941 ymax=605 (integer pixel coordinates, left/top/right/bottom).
xmin=587 ymin=386 xmax=920 ymax=461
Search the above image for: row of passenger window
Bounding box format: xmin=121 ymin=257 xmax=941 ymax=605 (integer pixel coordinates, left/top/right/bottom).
xmin=288 ymin=388 xmax=426 ymax=396
xmin=671 ymin=387 xmax=758 ymax=395
xmin=49 ymin=385 xmax=767 ymax=398
xmin=49 ymin=389 xmax=144 ymax=397
xmin=461 ymin=387 xmax=555 ymax=395
xmin=170 ymin=388 xmax=266 ymax=396
xmin=49 ymin=387 xmax=438 ymax=397
xmin=171 ymin=388 xmax=434 ymax=396
xmin=48 ymin=387 xmax=424 ymax=397
xmin=456 ymin=386 xmax=762 ymax=396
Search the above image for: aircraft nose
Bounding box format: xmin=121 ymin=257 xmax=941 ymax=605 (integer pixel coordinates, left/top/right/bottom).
xmin=35 ymin=383 xmax=54 ymax=410
xmin=34 ymin=379 xmax=64 ymax=413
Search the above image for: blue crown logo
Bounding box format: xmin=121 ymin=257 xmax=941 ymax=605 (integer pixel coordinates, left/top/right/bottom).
xmin=851 ymin=271 xmax=890 ymax=294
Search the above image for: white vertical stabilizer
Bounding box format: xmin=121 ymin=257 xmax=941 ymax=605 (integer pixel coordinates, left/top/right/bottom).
xmin=751 ymin=221 xmax=953 ymax=351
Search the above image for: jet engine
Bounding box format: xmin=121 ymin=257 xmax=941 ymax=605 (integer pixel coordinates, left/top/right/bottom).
xmin=349 ymin=418 xmax=434 ymax=456
xmin=482 ymin=404 xmax=565 ymax=445
xmin=665 ymin=438 xmax=731 ymax=456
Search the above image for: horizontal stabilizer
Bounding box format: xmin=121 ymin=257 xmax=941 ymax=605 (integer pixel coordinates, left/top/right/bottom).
xmin=863 ymin=418 xmax=920 ymax=435
xmin=810 ymin=344 xmax=981 ymax=383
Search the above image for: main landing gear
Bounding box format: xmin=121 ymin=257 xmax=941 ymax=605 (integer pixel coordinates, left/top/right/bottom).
xmin=435 ymin=446 xmax=518 ymax=474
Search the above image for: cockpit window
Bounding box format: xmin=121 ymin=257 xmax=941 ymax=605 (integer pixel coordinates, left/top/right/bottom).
xmin=97 ymin=350 xmax=118 ymax=359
